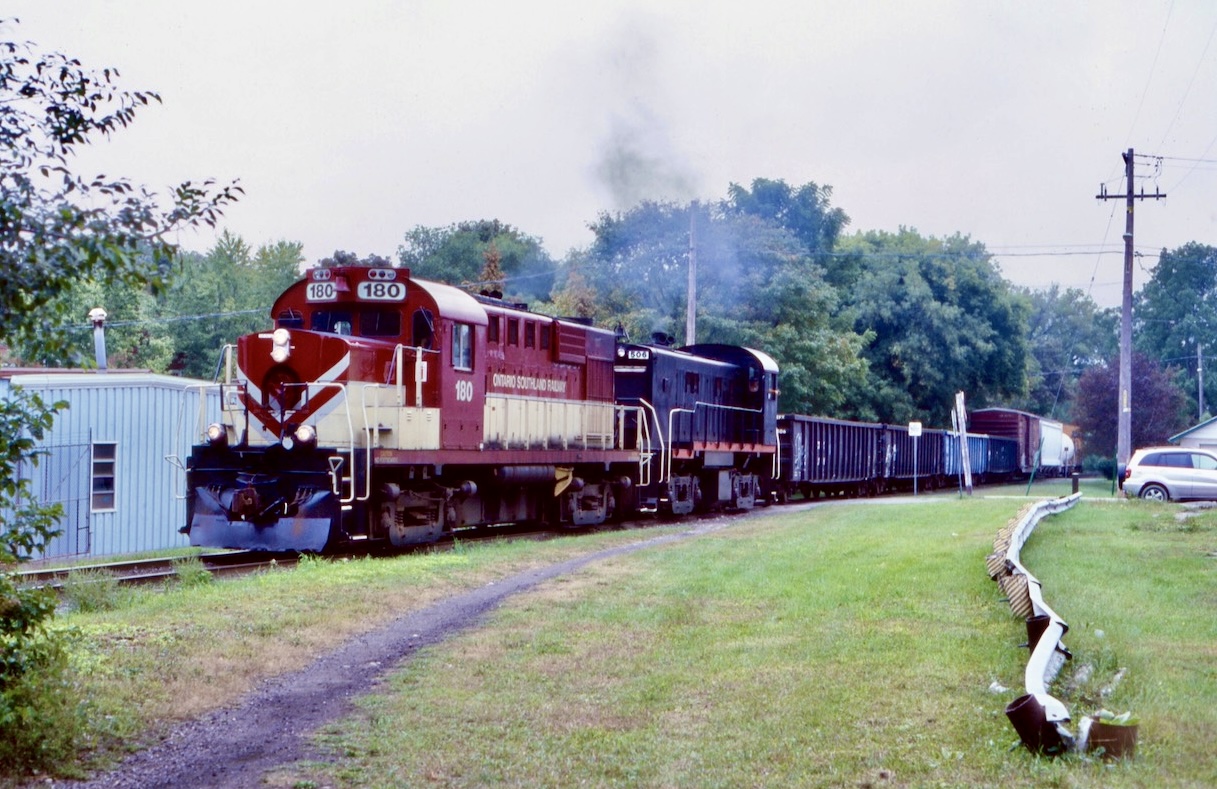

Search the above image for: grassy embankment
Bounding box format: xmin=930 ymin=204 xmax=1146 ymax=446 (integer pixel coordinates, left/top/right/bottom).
xmin=36 ymin=485 xmax=1216 ymax=787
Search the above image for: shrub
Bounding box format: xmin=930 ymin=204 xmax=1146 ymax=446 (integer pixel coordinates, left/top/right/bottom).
xmin=0 ymin=629 xmax=82 ymax=776
xmin=1083 ymin=454 xmax=1117 ymax=481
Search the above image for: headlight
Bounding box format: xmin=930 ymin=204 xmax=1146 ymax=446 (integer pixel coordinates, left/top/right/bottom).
xmin=205 ymin=423 xmax=228 ymax=447
xmin=294 ymin=424 xmax=317 ymax=446
xmin=271 ymin=327 xmax=291 ymax=363
xmin=282 ymin=424 xmax=317 ymax=450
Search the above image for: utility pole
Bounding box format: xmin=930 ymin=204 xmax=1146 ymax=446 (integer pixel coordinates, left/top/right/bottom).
xmin=1199 ymin=340 xmax=1205 ymax=419
xmin=686 ymin=202 xmax=698 ymax=346
xmin=1096 ymin=148 xmax=1165 ymax=473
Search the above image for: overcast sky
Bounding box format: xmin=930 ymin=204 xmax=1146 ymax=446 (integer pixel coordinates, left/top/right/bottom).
xmin=9 ymin=1 xmax=1217 ymax=307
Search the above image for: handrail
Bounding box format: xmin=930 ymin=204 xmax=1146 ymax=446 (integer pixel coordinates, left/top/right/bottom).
xmin=624 ymin=403 xmax=653 ymax=487
xmin=298 ymin=381 xmax=367 ymax=504
xmin=634 ymin=398 xmax=665 ymax=482
xmin=388 ymin=344 xmax=440 ymax=409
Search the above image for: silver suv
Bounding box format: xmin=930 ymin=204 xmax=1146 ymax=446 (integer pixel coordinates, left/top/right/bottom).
xmin=1123 ymin=447 xmax=1217 ymax=501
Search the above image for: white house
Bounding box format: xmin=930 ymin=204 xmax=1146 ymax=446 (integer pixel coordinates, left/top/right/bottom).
xmin=1169 ymin=416 xmax=1217 ymax=450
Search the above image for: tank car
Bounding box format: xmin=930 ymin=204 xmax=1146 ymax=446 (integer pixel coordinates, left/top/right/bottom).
xmin=184 ymin=264 xmax=647 ymax=552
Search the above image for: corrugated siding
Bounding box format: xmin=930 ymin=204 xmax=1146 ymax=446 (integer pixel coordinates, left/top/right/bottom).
xmin=5 ymin=374 xmax=219 ymax=559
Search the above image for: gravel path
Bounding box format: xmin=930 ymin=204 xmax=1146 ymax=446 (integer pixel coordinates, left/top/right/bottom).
xmin=61 ymin=520 xmax=734 ymax=788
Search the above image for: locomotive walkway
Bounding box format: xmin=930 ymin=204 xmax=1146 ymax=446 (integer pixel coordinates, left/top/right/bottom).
xmin=62 ymin=517 xmax=748 ymax=788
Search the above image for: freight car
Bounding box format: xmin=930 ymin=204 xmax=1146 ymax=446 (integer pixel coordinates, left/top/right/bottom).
xmin=776 ymin=416 xmax=1021 ymax=500
xmin=970 ymin=408 xmax=1073 ymax=477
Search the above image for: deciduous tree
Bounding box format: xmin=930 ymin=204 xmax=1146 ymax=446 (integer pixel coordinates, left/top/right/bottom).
xmin=1134 ymin=242 xmax=1217 ymax=419
xmin=1073 ymin=352 xmax=1189 ymax=459
xmin=0 ymin=25 xmax=238 ymax=773
xmin=835 ymin=229 xmax=1030 ymax=423
xmin=398 ymin=220 xmax=556 ymax=302
xmin=1019 ymin=285 xmax=1117 ymax=422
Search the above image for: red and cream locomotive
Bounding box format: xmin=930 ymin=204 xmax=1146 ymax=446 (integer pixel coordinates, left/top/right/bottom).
xmin=184 ymin=263 xmax=781 ymax=552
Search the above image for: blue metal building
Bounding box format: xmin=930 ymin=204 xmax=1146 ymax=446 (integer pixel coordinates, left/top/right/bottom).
xmin=1 ymin=370 xmax=218 ymax=559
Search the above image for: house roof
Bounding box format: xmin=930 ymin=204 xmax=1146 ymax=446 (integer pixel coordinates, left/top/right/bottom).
xmin=1169 ymin=415 xmax=1217 ymax=443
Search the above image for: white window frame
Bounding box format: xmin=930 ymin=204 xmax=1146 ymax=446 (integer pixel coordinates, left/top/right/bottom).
xmin=91 ymin=441 xmax=117 ymax=512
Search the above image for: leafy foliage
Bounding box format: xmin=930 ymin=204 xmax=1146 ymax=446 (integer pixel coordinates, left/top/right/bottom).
xmin=0 ymin=32 xmax=241 ymax=364
xmin=1018 ymin=285 xmax=1117 ymax=422
xmin=1134 ymin=242 xmax=1217 ymax=419
xmin=568 ymin=191 xmax=871 ymax=416
xmin=1 ymin=24 xmax=239 ymax=777
xmin=835 ymin=229 xmax=1031 ymax=423
xmin=162 ymin=234 xmax=302 ymax=377
xmin=1073 ymin=353 xmax=1190 ymax=457
xmin=398 ymin=220 xmax=556 ymax=302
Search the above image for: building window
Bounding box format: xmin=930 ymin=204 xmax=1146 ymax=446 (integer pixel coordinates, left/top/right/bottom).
xmin=452 ymin=323 xmax=473 ymax=370
xmin=91 ymin=442 xmax=116 ymax=512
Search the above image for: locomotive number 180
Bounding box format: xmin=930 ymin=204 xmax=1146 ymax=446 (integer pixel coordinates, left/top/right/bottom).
xmin=357 ymin=281 xmax=406 ymax=301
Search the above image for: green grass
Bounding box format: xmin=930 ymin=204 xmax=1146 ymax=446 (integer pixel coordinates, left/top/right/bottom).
xmin=22 ymin=493 xmax=1217 ymax=787
xmin=281 ymin=497 xmax=1216 ymax=788
xmin=42 ymin=527 xmax=684 ymax=778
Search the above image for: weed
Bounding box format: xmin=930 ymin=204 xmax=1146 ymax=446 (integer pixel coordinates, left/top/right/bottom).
xmin=171 ymin=557 xmax=213 ymax=588
xmin=61 ymin=568 xmax=127 ymax=613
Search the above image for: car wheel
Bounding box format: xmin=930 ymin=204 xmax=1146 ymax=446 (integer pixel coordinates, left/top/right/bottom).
xmin=1140 ymin=483 xmax=1170 ymax=502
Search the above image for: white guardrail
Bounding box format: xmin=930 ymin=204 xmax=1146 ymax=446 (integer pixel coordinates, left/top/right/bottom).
xmin=986 ymin=493 xmax=1085 ymax=756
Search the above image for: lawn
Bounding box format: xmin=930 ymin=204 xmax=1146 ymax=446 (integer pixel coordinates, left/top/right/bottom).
xmin=277 ymin=495 xmax=1216 ymax=788
xmin=32 ymin=491 xmax=1217 ymax=788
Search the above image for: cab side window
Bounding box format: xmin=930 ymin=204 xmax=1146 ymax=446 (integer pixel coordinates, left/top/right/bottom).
xmin=452 ymin=323 xmax=473 ymax=371
xmin=412 ymin=309 xmax=435 ymax=349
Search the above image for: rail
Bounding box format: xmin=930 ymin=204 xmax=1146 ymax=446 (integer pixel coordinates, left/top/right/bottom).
xmin=15 ymin=551 xmax=297 ymax=589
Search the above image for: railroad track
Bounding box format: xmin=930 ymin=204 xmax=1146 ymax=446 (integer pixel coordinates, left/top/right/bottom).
xmin=12 ymin=513 xmax=718 ymax=592
xmin=14 ymin=551 xmax=297 ymax=589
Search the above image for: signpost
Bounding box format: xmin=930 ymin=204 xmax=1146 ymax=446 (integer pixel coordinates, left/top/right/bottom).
xmin=909 ymin=421 xmax=922 ymax=496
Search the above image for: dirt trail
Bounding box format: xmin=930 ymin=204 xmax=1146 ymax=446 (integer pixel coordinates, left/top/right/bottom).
xmin=61 ymin=521 xmax=734 ymax=788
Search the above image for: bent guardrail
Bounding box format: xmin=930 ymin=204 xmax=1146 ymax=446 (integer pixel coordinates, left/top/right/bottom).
xmin=986 ymin=493 xmax=1082 ymax=756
